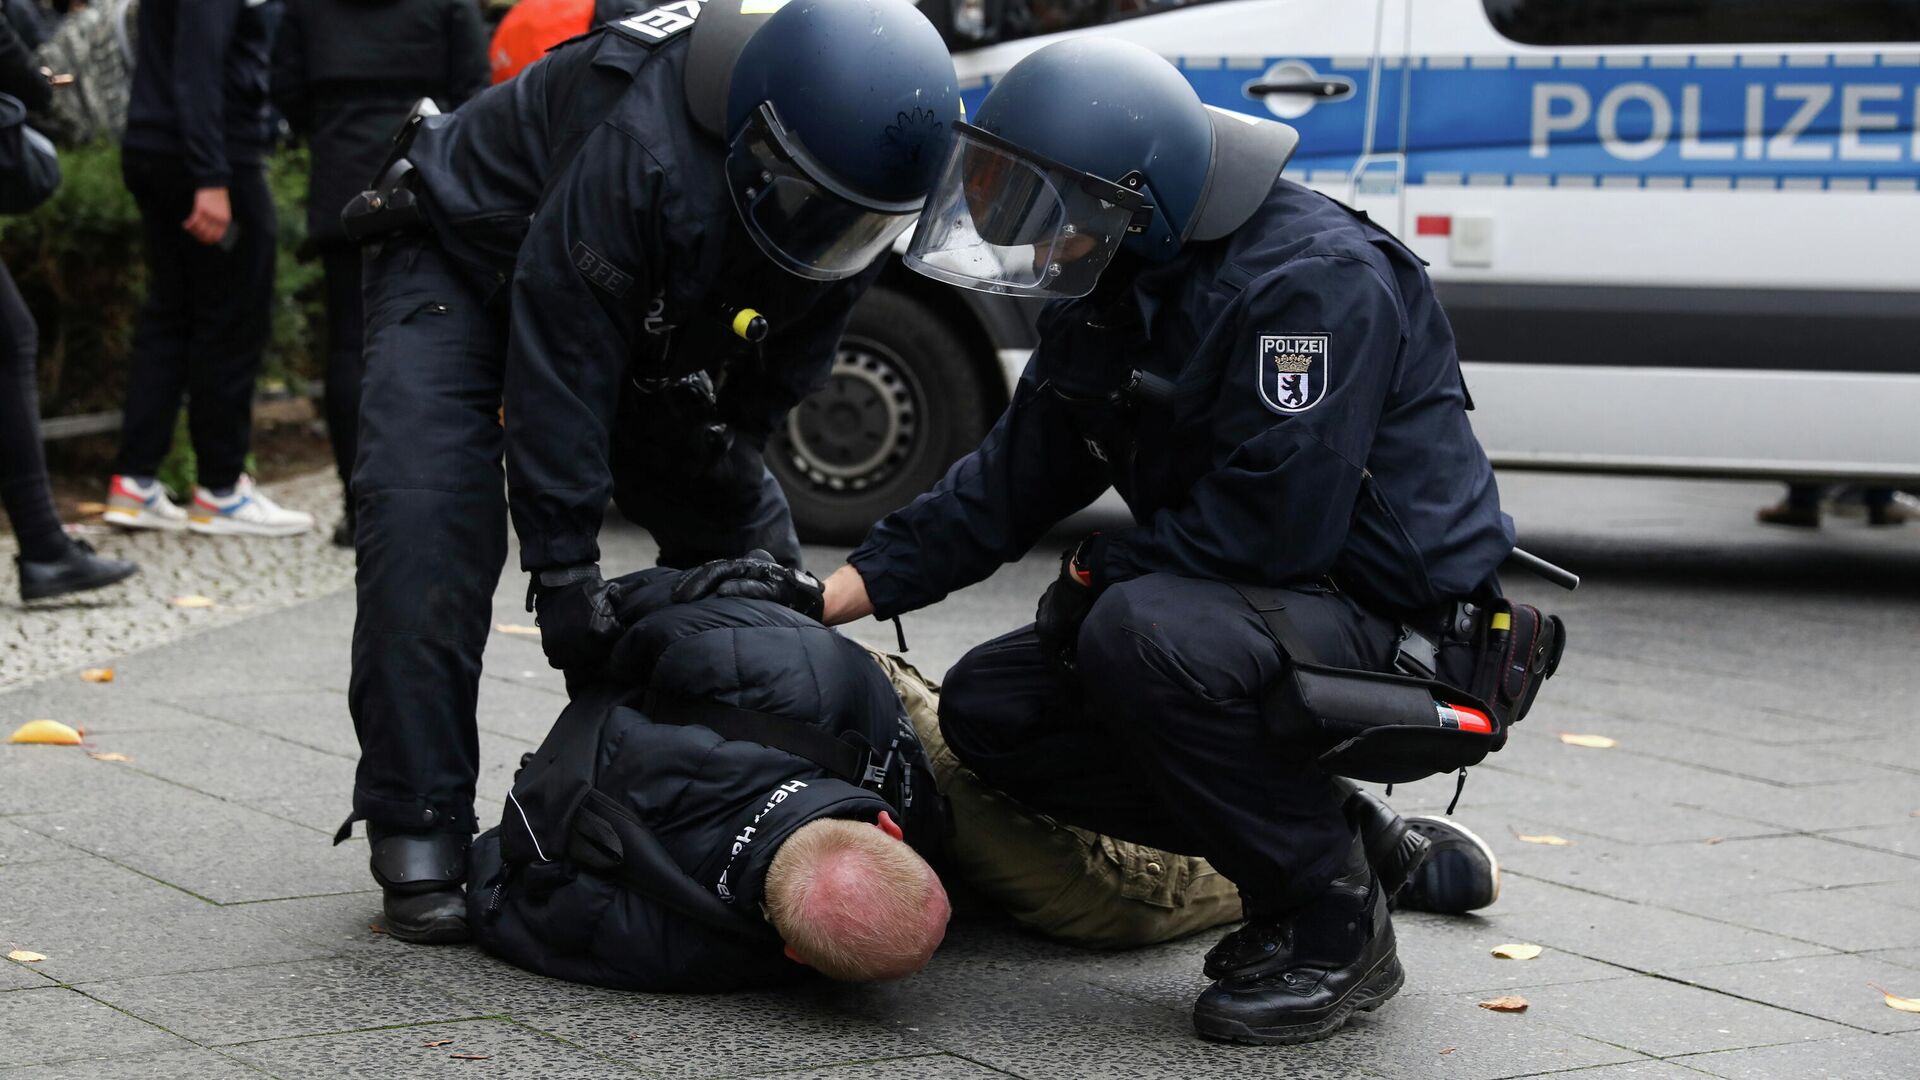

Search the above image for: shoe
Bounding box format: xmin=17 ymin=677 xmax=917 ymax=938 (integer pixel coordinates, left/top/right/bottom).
xmin=1398 ymin=816 xmax=1500 ymax=914
xmin=1756 ymin=500 xmax=1820 ymax=528
xmin=1193 ymin=841 xmax=1403 ymax=1046
xmin=369 ymin=830 xmax=470 ymax=944
xmin=102 ymin=475 xmax=189 ymax=531
xmin=17 ymin=540 xmax=139 ymax=602
xmin=1868 ymin=502 xmax=1910 ymax=527
xmin=187 ymin=476 xmax=315 ymax=538
xmin=331 ymin=515 xmax=355 ymax=548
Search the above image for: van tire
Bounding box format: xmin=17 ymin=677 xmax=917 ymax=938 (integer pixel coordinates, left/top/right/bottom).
xmin=770 ymin=287 xmax=993 ymax=546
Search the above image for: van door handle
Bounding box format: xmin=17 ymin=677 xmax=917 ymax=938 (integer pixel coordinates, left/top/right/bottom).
xmin=1246 ymin=79 xmax=1353 ymax=100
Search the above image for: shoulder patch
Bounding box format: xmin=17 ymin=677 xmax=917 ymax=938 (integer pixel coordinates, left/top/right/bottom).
xmin=573 ymin=242 xmax=636 ymax=300
xmin=1256 ymin=334 xmax=1331 ymax=414
xmin=608 ymin=0 xmax=704 ymax=46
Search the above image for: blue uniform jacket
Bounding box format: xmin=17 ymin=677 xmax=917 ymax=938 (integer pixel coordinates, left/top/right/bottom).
xmin=399 ymin=25 xmax=878 ymax=572
xmin=850 ymin=179 xmax=1515 ymax=620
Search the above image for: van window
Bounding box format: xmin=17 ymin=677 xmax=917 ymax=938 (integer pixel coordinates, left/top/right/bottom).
xmin=948 ymin=0 xmax=1214 ymax=47
xmin=1484 ymin=0 xmax=1920 ymax=47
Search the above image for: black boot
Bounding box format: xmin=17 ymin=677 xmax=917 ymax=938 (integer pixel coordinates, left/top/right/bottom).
xmin=1193 ymin=840 xmax=1402 ymax=1045
xmin=17 ymin=540 xmax=139 ymax=602
xmin=369 ymin=830 xmax=470 ymax=944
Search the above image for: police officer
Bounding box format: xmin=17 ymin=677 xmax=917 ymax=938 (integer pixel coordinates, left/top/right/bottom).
xmin=341 ymin=0 xmax=961 ymax=944
xmin=816 ymin=39 xmax=1516 ymax=1044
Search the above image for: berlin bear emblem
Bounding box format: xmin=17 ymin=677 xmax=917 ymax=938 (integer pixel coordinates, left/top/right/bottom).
xmin=1257 ymin=334 xmax=1331 ymax=414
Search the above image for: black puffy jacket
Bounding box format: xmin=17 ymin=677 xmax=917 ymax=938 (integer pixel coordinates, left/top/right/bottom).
xmin=468 ymin=568 xmax=945 ymax=992
xmin=271 ymin=0 xmax=489 ymax=247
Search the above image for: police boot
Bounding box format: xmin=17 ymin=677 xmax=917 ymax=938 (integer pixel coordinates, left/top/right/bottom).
xmin=369 ymin=829 xmax=470 ymax=944
xmin=1192 ymin=840 xmax=1402 ymax=1046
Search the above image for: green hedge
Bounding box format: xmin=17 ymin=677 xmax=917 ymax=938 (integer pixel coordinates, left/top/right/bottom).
xmin=0 ymin=141 xmax=326 ymax=419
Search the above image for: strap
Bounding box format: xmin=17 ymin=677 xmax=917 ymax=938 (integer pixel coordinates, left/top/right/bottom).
xmin=572 ymin=791 xmax=780 ymax=943
xmin=642 ymin=690 xmax=870 ymax=786
xmin=1229 ymin=583 xmax=1322 ymax=665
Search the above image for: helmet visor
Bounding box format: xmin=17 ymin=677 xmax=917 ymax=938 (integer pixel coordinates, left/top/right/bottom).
xmin=725 ymin=103 xmax=921 ymax=281
xmin=904 ymin=122 xmax=1150 ymax=299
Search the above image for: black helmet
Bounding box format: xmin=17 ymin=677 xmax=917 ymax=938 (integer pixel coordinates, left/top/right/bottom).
xmin=686 ymin=0 xmax=961 ymax=281
xmin=905 ymin=38 xmax=1298 ymax=299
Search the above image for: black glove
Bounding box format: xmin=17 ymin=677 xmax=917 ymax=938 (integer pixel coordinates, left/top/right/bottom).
xmin=1034 ymin=535 xmax=1102 ymax=670
xmin=529 ymin=565 xmax=624 ymax=672
xmin=671 ymin=549 xmax=825 ymax=621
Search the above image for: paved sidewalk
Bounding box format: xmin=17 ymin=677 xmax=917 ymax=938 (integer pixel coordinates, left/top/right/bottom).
xmin=2 ymin=474 xmax=1918 ymax=1079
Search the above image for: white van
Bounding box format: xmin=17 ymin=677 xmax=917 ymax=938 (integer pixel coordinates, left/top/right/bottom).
xmin=770 ymin=0 xmax=1920 ymax=541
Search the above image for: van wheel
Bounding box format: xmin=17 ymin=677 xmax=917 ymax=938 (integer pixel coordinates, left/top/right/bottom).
xmin=771 ymin=287 xmax=993 ymax=546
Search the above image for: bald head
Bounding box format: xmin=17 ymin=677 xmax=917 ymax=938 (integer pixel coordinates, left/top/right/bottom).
xmin=764 ymin=816 xmax=950 ymax=982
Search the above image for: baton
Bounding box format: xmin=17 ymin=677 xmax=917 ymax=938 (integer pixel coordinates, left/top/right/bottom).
xmin=1509 ymin=547 xmax=1580 ymax=591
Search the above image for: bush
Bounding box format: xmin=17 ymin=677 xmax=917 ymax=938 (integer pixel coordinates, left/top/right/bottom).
xmin=0 ymin=141 xmax=325 ymax=420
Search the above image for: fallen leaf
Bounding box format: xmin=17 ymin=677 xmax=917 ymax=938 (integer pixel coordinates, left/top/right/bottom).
xmin=1516 ymin=833 xmax=1572 ymax=846
xmin=88 ymin=752 xmax=131 ymax=762
xmin=1558 ymin=732 xmax=1617 ymax=749
xmin=1491 ymin=943 xmax=1544 ymax=961
xmin=368 ymin=924 xmax=388 ymax=935
xmin=79 ymin=667 xmax=114 ymax=683
xmin=1705 ymin=836 xmax=1726 ymax=845
xmin=1869 ymin=983 xmax=1920 ymax=1014
xmin=7 ymin=950 xmax=46 ymax=963
xmin=171 ymin=595 xmax=215 ymax=609
xmin=1438 ymin=1047 xmax=1457 ymax=1056
xmin=450 ymin=1054 xmax=492 ymax=1061
xmin=1478 ymin=996 xmax=1530 ymax=1013
xmin=7 ymin=720 xmax=83 ymax=745
xmin=74 ymin=501 xmax=110 ymax=516
xmin=422 ymin=1040 xmax=453 ymax=1048
xmin=493 ymin=623 xmax=540 ymax=637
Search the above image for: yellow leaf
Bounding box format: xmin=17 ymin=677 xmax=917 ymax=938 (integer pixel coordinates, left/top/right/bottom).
xmin=6 ymin=950 xmax=46 ymax=963
xmin=1492 ymin=943 xmax=1544 ymax=961
xmin=1478 ymin=995 xmax=1530 ymax=1013
xmin=7 ymin=720 xmax=83 ymax=746
xmin=1516 ymin=833 xmax=1572 ymax=846
xmin=79 ymin=667 xmax=114 ymax=683
xmin=493 ymin=624 xmax=540 ymax=637
xmin=74 ymin=501 xmax=110 ymax=516
xmin=1559 ymin=733 xmax=1617 ymax=749
xmin=172 ymin=595 xmax=215 ymax=609
xmin=88 ymin=752 xmax=131 ymax=762
xmin=1869 ymin=983 xmax=1920 ymax=1013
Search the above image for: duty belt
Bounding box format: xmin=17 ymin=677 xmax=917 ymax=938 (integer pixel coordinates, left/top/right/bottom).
xmin=340 ymin=160 xmax=427 ymax=245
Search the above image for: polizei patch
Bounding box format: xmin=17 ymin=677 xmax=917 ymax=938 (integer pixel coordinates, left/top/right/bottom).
xmin=1257 ymin=333 xmax=1331 ymax=414
xmin=610 ymin=0 xmax=703 ymax=45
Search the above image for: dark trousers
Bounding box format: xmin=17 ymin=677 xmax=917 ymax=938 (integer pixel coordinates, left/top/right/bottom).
xmin=322 ymin=245 xmax=364 ymax=512
xmin=114 ymin=152 xmax=276 ymax=490
xmin=0 ymin=259 xmax=66 ymax=562
xmin=939 ymin=574 xmax=1398 ymax=913
xmin=349 ymin=237 xmax=803 ymax=835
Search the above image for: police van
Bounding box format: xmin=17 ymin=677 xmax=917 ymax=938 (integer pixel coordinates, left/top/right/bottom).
xmin=770 ymin=0 xmax=1920 ymax=541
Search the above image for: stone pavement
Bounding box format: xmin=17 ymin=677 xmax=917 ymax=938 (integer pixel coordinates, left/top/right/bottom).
xmin=2 ymin=472 xmax=1918 ymax=1079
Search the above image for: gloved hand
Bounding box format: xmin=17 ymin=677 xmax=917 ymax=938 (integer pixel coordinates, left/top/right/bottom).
xmin=1034 ymin=534 xmax=1102 ymax=671
xmin=529 ymin=565 xmax=624 ymax=672
xmin=672 ymin=549 xmax=825 ymax=621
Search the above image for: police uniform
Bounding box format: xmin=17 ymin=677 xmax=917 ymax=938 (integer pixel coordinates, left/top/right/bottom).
xmin=848 ymin=178 xmax=1516 ymax=914
xmin=347 ymin=21 xmax=877 ymax=841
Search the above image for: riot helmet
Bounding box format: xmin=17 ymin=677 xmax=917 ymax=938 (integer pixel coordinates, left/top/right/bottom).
xmin=688 ymin=0 xmax=962 ymax=281
xmin=905 ymin=38 xmax=1298 ymax=299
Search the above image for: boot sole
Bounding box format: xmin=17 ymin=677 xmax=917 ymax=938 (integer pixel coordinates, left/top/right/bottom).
xmin=380 ymin=912 xmax=471 ymax=945
xmin=1194 ymin=953 xmax=1406 ymax=1046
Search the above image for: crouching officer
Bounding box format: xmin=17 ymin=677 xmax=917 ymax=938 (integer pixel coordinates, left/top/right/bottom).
xmin=817 ymin=40 xmax=1517 ymax=1044
xmin=337 ymin=0 xmax=961 ymax=944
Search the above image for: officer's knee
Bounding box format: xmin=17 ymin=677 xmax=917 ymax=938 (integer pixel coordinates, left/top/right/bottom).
xmin=1077 ymin=575 xmax=1188 ymax=677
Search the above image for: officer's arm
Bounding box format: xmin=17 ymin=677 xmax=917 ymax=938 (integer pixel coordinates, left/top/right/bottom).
xmin=1094 ymin=256 xmax=1401 ymax=588
xmin=269 ymin=2 xmax=311 ymax=135
xmin=174 ymin=0 xmax=242 ymax=188
xmin=845 ymin=362 xmax=1111 ymax=620
xmin=502 ymin=125 xmax=661 ymax=571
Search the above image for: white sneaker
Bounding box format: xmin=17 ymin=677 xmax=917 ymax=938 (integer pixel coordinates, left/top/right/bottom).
xmin=187 ymin=475 xmax=315 ymax=538
xmin=103 ymin=475 xmax=189 ymax=531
